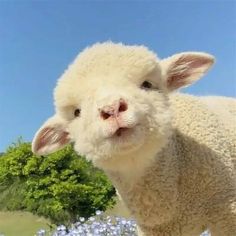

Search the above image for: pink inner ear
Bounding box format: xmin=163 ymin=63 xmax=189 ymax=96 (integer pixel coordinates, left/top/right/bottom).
xmin=167 ymin=55 xmax=212 ymax=89
xmin=167 ymin=72 xmax=190 ymax=89
xmin=185 ymin=55 xmax=212 ymax=69
xmin=35 ymin=127 xmax=70 ymax=153
xmin=173 ymin=54 xmax=212 ymax=69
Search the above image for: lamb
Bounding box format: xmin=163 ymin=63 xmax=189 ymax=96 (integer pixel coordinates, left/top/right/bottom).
xmin=32 ymin=42 xmax=236 ymax=236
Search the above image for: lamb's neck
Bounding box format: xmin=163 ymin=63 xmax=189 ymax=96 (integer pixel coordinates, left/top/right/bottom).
xmin=106 ymin=137 xmax=179 ymax=194
xmin=105 ymin=139 xmax=180 ymax=227
xmin=106 ymin=148 xmax=159 ymax=184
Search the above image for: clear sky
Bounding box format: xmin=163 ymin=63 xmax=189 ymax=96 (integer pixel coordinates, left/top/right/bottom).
xmin=0 ymin=1 xmax=236 ymax=152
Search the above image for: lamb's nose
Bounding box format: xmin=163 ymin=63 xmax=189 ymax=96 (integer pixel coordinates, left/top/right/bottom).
xmin=100 ymin=99 xmax=128 ymax=120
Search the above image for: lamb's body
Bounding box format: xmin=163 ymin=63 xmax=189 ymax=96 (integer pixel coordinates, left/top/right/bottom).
xmin=108 ymin=94 xmax=236 ymax=236
xmin=32 ymin=42 xmax=236 ymax=236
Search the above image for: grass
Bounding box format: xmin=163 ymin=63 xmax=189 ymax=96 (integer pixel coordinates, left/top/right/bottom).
xmin=0 ymin=211 xmax=52 ymax=236
xmin=0 ymin=198 xmax=127 ymax=236
xmin=0 ymin=201 xmax=210 ymax=236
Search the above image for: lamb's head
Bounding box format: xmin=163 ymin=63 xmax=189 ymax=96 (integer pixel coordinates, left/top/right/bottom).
xmin=32 ymin=42 xmax=214 ymax=170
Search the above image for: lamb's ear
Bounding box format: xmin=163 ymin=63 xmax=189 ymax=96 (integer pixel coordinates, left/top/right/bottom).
xmin=160 ymin=52 xmax=215 ymax=92
xmin=32 ymin=115 xmax=70 ymax=156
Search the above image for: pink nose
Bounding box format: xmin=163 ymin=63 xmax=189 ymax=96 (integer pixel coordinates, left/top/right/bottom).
xmin=100 ymin=99 xmax=128 ymax=120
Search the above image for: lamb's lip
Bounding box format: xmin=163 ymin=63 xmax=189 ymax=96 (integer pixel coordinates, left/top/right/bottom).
xmin=110 ymin=124 xmax=139 ymax=138
xmin=115 ymin=127 xmax=130 ymax=137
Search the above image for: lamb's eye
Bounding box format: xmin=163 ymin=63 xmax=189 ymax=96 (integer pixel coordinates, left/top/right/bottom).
xmin=141 ymin=81 xmax=153 ymax=90
xmin=74 ymin=109 xmax=81 ymax=117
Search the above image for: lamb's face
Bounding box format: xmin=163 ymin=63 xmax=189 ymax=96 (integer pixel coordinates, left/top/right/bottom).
xmin=32 ymin=42 xmax=214 ymax=170
xmin=53 ymin=43 xmax=171 ymax=165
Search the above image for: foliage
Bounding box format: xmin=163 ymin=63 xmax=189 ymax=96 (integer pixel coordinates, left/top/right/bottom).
xmin=0 ymin=140 xmax=115 ymax=224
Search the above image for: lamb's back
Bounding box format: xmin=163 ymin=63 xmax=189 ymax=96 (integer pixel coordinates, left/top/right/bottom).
xmin=169 ymin=93 xmax=236 ymax=159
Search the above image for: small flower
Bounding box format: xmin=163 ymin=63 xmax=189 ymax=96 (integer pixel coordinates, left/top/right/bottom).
xmin=57 ymin=225 xmax=66 ymax=231
xmin=36 ymin=229 xmax=46 ymax=236
xmin=95 ymin=210 xmax=102 ymax=216
xmin=88 ymin=216 xmax=95 ymax=222
xmin=79 ymin=217 xmax=85 ymax=222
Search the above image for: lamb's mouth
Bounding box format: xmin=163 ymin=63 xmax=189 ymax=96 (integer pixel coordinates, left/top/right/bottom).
xmin=111 ymin=124 xmax=140 ymax=140
xmin=109 ymin=125 xmax=145 ymax=154
xmin=115 ymin=127 xmax=130 ymax=137
xmin=105 ymin=124 xmax=139 ymax=140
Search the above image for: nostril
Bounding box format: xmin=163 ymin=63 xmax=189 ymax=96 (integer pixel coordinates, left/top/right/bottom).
xmin=119 ymin=101 xmax=128 ymax=113
xmin=100 ymin=99 xmax=128 ymax=120
xmin=101 ymin=110 xmax=111 ymax=120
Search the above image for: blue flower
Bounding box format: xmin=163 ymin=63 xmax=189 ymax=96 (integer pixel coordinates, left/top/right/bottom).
xmin=36 ymin=211 xmax=210 ymax=236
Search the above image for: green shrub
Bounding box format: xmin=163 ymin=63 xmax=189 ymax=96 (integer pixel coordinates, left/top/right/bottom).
xmin=0 ymin=140 xmax=115 ymax=224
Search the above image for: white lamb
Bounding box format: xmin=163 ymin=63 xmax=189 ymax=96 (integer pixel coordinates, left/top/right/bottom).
xmin=32 ymin=42 xmax=236 ymax=236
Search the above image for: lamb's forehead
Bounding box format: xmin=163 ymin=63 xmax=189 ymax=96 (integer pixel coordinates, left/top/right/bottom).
xmin=74 ymin=42 xmax=159 ymax=76
xmin=54 ymin=42 xmax=160 ymax=107
xmin=60 ymin=43 xmax=159 ymax=81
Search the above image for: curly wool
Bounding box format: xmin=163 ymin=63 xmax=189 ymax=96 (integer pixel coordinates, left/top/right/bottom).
xmin=111 ymin=94 xmax=236 ymax=236
xmin=32 ymin=42 xmax=236 ymax=236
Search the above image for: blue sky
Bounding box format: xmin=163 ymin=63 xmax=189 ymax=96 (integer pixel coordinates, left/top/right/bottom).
xmin=0 ymin=1 xmax=235 ymax=152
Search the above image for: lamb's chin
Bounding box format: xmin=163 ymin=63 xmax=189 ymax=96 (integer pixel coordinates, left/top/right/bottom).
xmin=93 ymin=141 xmax=146 ymax=171
xmin=111 ymin=139 xmax=144 ymax=155
xmin=77 ymin=126 xmax=147 ymax=168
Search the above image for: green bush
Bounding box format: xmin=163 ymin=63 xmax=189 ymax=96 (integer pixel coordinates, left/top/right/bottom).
xmin=0 ymin=139 xmax=115 ymax=224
